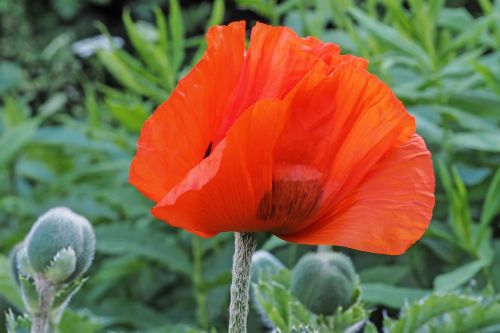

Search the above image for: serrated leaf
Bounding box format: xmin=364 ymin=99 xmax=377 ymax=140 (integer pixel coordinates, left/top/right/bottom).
xmin=51 ymin=278 xmax=87 ymax=323
xmin=5 ymin=309 xmax=31 ymax=333
xmin=44 ymin=247 xmax=77 ymax=283
xmin=431 ymin=302 xmax=500 ymax=333
xmin=388 ymin=293 xmax=478 ymax=333
xmin=19 ymin=275 xmax=39 ymax=314
xmin=253 ymin=269 xmax=313 ymax=331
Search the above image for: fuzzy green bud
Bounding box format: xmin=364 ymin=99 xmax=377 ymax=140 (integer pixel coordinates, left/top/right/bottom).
xmin=17 ymin=245 xmax=35 ymax=279
xmin=251 ymin=250 xmax=286 ymax=330
xmin=8 ymin=244 xmax=23 ymax=284
xmin=25 ymin=207 xmax=95 ymax=284
xmin=251 ymin=250 xmax=285 ymax=283
xmin=291 ymin=252 xmax=357 ymax=315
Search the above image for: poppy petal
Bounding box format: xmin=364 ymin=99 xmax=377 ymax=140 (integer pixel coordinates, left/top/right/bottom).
xmin=278 ymin=134 xmax=435 ymax=255
xmin=274 ymin=63 xmax=415 ymax=211
xmin=319 ymin=64 xmax=416 ymax=204
xmin=129 ymin=21 xmax=245 ymax=202
xmin=151 ymin=99 xmax=286 ymax=236
xmin=212 ymin=23 xmax=341 ymax=143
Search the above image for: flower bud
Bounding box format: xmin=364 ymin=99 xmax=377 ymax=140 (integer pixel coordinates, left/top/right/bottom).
xmin=251 ymin=250 xmax=286 ymax=329
xmin=16 ymin=245 xmax=35 ymax=279
xmin=25 ymin=207 xmax=95 ymax=284
xmin=291 ymin=252 xmax=357 ymax=315
xmin=8 ymin=244 xmax=23 ymax=284
xmin=251 ymin=250 xmax=285 ymax=283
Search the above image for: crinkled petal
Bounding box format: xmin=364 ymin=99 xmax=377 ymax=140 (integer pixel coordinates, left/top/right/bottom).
xmin=151 ymin=99 xmax=287 ymax=236
xmin=129 ymin=21 xmax=245 ymax=202
xmin=278 ymin=134 xmax=435 ymax=255
xmin=269 ymin=63 xmax=415 ymax=234
xmin=213 ymin=23 xmax=341 ymax=143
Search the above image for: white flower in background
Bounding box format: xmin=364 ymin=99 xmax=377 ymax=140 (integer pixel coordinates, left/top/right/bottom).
xmin=72 ymin=35 xmax=125 ymax=58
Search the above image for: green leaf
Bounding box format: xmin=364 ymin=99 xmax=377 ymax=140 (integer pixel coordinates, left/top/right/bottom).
xmin=50 ymin=0 xmax=81 ymax=19
xmin=253 ymin=269 xmax=313 ymax=331
xmin=492 ymin=240 xmax=500 ymax=292
xmin=433 ymin=302 xmax=500 ymax=332
xmin=84 ymin=85 xmax=101 ymax=130
xmin=52 ymin=278 xmax=87 ymax=322
xmin=39 ymin=92 xmax=67 ymax=117
xmin=387 ymin=293 xmax=478 ymax=333
xmin=169 ymin=0 xmax=185 ymax=73
xmin=2 ymin=96 xmax=28 ymax=128
xmin=96 ymin=49 xmax=166 ymax=103
xmin=0 ymin=120 xmax=39 ymax=169
xmin=361 ymin=283 xmax=429 ymax=308
xmin=0 ymin=255 xmax=23 ymax=309
xmin=122 ymin=9 xmax=174 ymax=90
xmin=153 ymin=6 xmax=169 ymax=55
xmin=95 ymin=224 xmax=192 ymax=276
xmin=477 ymin=167 xmax=500 ymax=241
xmin=349 ymin=8 xmax=432 ymax=70
xmin=91 ymin=298 xmax=166 ymax=329
xmin=450 ymin=132 xmax=500 ymax=152
xmin=58 ymin=309 xmax=103 ymax=333
xmin=358 ymin=265 xmax=409 ymax=284
xmin=104 ymin=96 xmax=149 ymax=132
xmin=236 ymin=0 xmax=277 ymax=23
xmin=191 ymin=0 xmax=225 ymax=65
xmin=0 ymin=61 xmax=25 ymax=94
xmin=144 ymin=324 xmax=208 ymax=333
xmin=456 ymin=164 xmax=491 ymax=186
xmin=437 ymin=160 xmax=473 ymax=250
xmin=5 ymin=310 xmax=31 ymax=333
xmin=433 ymin=260 xmax=486 ymax=292
xmin=448 ymin=90 xmax=500 ymax=119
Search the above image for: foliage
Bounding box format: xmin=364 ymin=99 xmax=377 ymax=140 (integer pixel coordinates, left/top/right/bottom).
xmin=253 ymin=267 xmax=367 ymax=333
xmin=1 ymin=0 xmax=500 ymax=332
xmin=386 ymin=293 xmax=500 ymax=333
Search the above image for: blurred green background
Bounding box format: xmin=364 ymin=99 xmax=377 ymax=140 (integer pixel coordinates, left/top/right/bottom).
xmin=1 ymin=0 xmax=500 ymax=332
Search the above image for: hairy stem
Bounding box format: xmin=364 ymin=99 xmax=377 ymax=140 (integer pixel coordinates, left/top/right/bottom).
xmin=31 ymin=277 xmax=54 ymax=333
xmin=228 ymin=232 xmax=257 ymax=333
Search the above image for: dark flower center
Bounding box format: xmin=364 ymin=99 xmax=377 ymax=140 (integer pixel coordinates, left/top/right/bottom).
xmin=256 ymin=164 xmax=323 ymax=223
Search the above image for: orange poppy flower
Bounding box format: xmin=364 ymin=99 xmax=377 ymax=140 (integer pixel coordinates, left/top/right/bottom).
xmin=129 ymin=21 xmax=435 ymax=255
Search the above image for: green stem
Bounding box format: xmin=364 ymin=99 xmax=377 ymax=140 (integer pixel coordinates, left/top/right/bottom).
xmin=228 ymin=232 xmax=257 ymax=333
xmin=31 ymin=277 xmax=54 ymax=333
xmin=192 ymin=237 xmax=208 ymax=329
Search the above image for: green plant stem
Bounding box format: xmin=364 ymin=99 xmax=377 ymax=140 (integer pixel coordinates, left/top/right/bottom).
xmin=192 ymin=237 xmax=208 ymax=329
xmin=31 ymin=277 xmax=55 ymax=333
xmin=228 ymin=232 xmax=257 ymax=333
